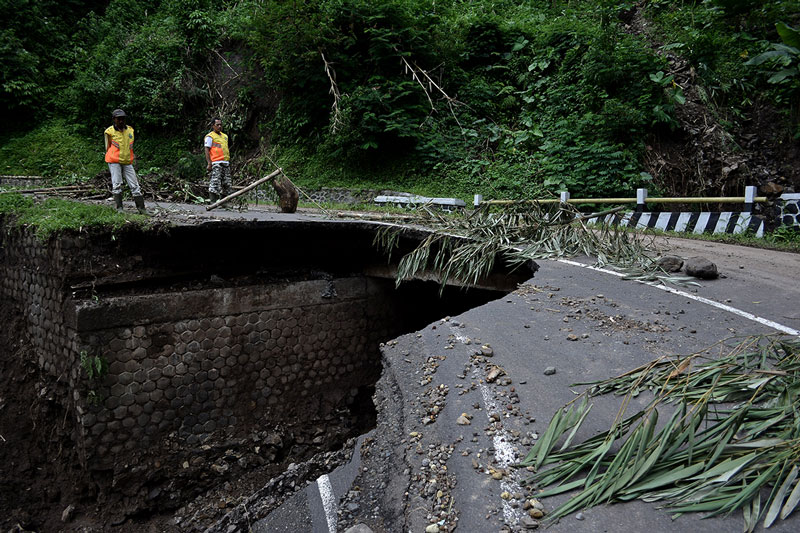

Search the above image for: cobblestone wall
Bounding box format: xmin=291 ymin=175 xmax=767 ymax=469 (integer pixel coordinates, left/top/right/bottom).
xmin=76 ymin=278 xmax=393 ymax=466
xmin=0 ymin=223 xmax=395 ymax=469
xmin=0 ymin=227 xmax=82 ymax=404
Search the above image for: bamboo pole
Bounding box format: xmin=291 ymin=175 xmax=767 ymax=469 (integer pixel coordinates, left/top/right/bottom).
xmin=484 ymin=196 xmax=769 ymax=205
xmin=0 ymin=185 xmax=95 ymax=194
xmin=206 ymin=168 xmax=282 ymax=211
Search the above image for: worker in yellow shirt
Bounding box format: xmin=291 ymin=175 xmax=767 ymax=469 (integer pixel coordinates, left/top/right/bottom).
xmin=204 ymin=117 xmax=232 ymax=203
xmin=104 ymin=109 xmax=146 ymax=214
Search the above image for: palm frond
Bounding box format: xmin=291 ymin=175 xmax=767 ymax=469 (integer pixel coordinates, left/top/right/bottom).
xmin=517 ymin=336 xmax=800 ymax=531
xmin=372 ymin=203 xmax=690 ymax=289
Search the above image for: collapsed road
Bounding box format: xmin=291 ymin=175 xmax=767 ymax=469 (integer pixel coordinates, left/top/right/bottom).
xmin=227 ymin=229 xmax=800 ymax=533
xmin=0 ymin=200 xmax=533 ymax=532
xmin=2 ymin=199 xmax=799 ymax=532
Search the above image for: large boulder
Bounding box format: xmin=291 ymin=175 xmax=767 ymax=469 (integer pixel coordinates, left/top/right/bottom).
xmin=656 ymin=255 xmax=684 ymax=273
xmin=684 ymin=256 xmax=718 ymax=279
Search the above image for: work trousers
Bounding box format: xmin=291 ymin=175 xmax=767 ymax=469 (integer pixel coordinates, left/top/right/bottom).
xmin=108 ymin=163 xmax=142 ymax=196
xmin=209 ymin=162 xmax=232 ymax=195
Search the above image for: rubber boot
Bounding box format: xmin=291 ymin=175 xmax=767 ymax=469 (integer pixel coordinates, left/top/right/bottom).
xmin=209 ymin=192 xmax=219 ymax=204
xmin=133 ymin=195 xmax=147 ymax=215
xmin=113 ymin=193 xmax=123 ymax=210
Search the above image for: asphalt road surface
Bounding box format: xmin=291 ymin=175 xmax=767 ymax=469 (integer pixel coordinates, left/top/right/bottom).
xmin=251 ymin=235 xmax=799 ymax=533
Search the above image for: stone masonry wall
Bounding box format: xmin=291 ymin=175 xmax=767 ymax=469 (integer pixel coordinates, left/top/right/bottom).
xmin=0 ymin=226 xmax=83 ymax=418
xmin=74 ymin=278 xmax=394 ymax=467
xmin=0 ymin=223 xmax=396 ymax=470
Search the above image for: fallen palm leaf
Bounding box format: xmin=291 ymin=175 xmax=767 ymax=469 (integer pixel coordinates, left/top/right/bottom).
xmin=517 ymin=336 xmax=800 ymax=532
xmin=373 ymin=202 xmax=695 ymax=291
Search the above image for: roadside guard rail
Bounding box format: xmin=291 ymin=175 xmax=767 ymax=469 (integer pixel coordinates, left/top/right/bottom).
xmin=473 ymin=186 xmax=800 ymax=238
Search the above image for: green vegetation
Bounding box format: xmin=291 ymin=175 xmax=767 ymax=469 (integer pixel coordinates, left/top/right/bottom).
xmin=0 ymin=193 xmax=149 ymax=240
xmin=0 ymin=121 xmax=106 ymax=178
xmin=79 ymin=350 xmax=108 ymax=405
xmin=1 ymin=0 xmax=797 ymax=201
xmin=521 ymin=335 xmax=800 ymax=532
xmin=375 ymin=203 xmax=700 ymax=290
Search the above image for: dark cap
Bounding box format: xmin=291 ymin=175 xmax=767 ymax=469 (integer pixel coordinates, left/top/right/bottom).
xmin=111 ymin=109 xmax=127 ymax=118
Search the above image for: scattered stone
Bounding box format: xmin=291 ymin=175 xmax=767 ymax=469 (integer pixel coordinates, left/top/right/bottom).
xmin=575 ymin=512 xmax=585 ymax=520
xmin=486 ymin=366 xmax=505 ymax=383
xmin=520 ymin=515 xmax=540 ymax=529
xmin=684 ymin=256 xmax=719 ymax=279
xmin=761 ymin=182 xmax=784 ymax=195
xmin=481 ymin=345 xmax=494 ymax=357
xmin=344 ymin=525 xmax=375 ymax=533
xmin=457 ymin=413 xmax=472 ymax=425
xmin=211 ymin=463 xmax=229 ymax=474
xmin=656 ymin=255 xmax=684 ymax=272
xmin=566 ymin=334 xmax=578 ymax=341
xmin=425 ymin=524 xmax=440 ymax=533
xmin=61 ymin=504 xmax=75 ymax=523
xmin=543 ymin=367 xmax=556 ymax=376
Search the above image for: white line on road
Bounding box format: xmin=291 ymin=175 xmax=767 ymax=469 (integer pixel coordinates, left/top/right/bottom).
xmin=316 ymin=474 xmax=337 ymax=533
xmin=555 ymin=259 xmax=800 ymax=336
xmin=452 ymin=326 xmax=523 ymax=526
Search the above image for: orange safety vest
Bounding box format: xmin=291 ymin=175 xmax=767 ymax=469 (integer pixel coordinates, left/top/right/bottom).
xmin=104 ymin=125 xmax=135 ymax=164
xmin=205 ymin=131 xmax=229 ymax=163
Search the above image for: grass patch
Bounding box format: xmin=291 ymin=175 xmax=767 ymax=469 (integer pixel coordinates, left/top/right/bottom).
xmin=272 ymin=145 xmax=477 ymax=203
xmin=0 ymin=193 xmax=150 ymax=241
xmin=0 ymin=121 xmax=106 ymax=179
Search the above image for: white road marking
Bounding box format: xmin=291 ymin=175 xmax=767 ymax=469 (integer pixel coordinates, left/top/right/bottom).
xmin=452 ymin=326 xmax=523 ymax=526
xmin=555 ymin=259 xmax=800 ymax=336
xmin=316 ymin=474 xmax=337 ymax=533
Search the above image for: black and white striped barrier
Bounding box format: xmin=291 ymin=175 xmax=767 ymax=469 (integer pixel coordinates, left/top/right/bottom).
xmin=374 ymin=194 xmax=466 ymax=211
xmin=779 ymin=193 xmax=800 ymax=228
xmin=588 ymin=210 xmax=765 ymax=236
xmin=474 ymin=187 xmax=800 ymax=237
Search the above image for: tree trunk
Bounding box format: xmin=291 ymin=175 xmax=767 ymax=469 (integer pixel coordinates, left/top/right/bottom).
xmin=272 ymin=175 xmax=299 ymax=213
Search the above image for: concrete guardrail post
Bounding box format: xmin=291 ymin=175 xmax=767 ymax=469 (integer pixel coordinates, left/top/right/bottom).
xmin=744 ymin=185 xmax=756 ymax=213
xmin=636 ymin=188 xmax=648 ymax=212
xmin=560 ymin=191 xmax=570 ymax=204
xmin=474 ymin=194 xmax=483 ymax=207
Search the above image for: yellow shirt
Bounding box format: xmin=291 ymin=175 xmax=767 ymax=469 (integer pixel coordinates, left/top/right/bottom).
xmin=104 ymin=125 xmax=135 ymax=165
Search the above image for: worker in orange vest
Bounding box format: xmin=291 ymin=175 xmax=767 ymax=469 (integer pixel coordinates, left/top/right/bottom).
xmin=204 ymin=117 xmax=232 ymax=203
xmin=104 ymin=109 xmax=146 ymax=214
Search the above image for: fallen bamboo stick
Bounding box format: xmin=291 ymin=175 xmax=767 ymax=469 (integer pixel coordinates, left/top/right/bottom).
xmin=206 ymin=168 xmax=282 ymax=211
xmin=0 ymin=185 xmax=95 ymax=194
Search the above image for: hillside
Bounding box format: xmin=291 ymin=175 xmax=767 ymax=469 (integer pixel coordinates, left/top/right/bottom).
xmin=1 ymin=0 xmax=799 ymax=201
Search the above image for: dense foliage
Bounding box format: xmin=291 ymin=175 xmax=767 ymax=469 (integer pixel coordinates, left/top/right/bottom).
xmin=1 ymin=0 xmax=798 ymax=199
